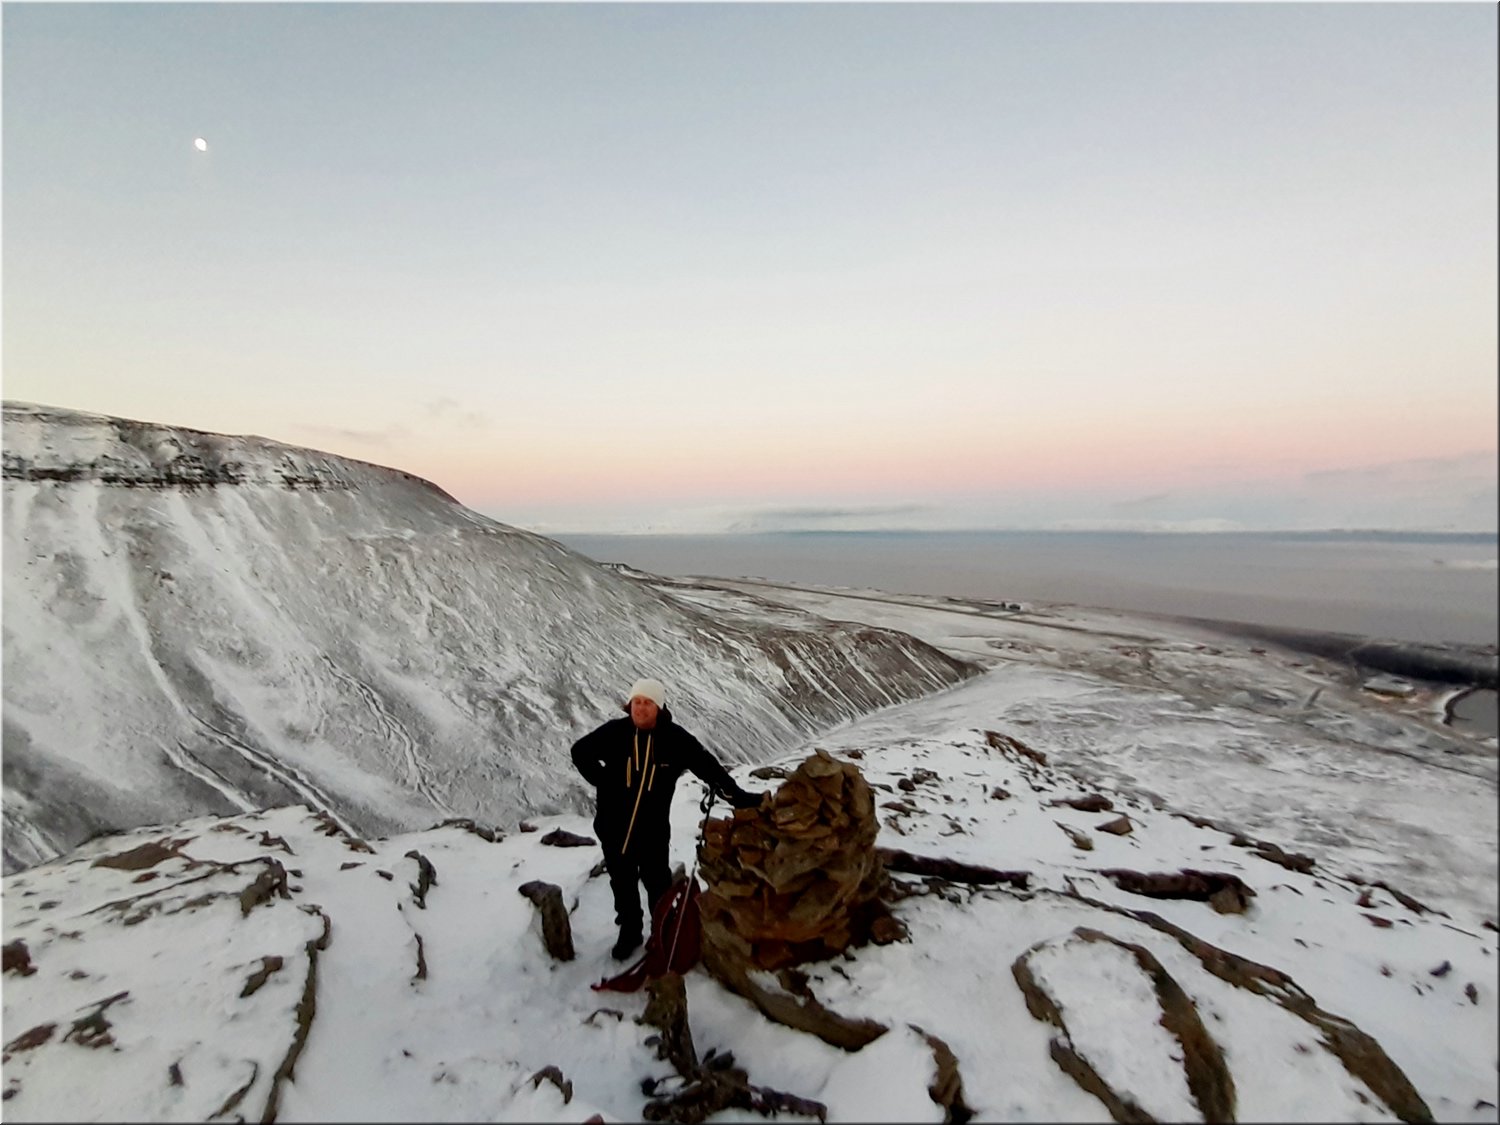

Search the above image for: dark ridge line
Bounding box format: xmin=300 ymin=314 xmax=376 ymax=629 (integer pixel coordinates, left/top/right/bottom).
xmin=1148 ymin=615 xmax=1498 ymax=689
xmin=3 ymin=405 xmax=462 ymax=504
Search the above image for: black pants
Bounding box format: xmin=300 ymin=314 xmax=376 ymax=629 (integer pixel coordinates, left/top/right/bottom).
xmin=600 ymin=824 xmax=671 ymax=934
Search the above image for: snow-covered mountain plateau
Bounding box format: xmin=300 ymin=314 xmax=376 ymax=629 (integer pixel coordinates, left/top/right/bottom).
xmin=3 ymin=402 xmax=1496 ymax=1123
xmin=1 ymin=403 xmax=974 ymax=872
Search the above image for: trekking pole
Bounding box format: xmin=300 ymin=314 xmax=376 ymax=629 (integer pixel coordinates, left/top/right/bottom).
xmin=690 ymin=785 xmax=716 ymax=883
xmin=664 ymin=785 xmax=717 ymax=971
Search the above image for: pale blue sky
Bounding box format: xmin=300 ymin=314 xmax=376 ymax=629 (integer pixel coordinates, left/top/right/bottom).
xmin=4 ymin=3 xmax=1496 ymax=532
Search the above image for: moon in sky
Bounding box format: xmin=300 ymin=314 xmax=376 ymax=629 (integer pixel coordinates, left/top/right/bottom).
xmin=193 ymin=137 xmax=208 ymax=152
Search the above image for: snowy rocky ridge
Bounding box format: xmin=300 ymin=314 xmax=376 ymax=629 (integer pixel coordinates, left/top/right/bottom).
xmin=2 ymin=707 xmax=1494 ymax=1122
xmin=2 ymin=402 xmax=974 ymax=872
xmin=3 ymin=401 xmax=1496 ymax=1122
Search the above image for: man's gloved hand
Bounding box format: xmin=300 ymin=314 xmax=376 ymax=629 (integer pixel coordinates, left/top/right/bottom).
xmin=730 ymin=788 xmax=766 ymax=810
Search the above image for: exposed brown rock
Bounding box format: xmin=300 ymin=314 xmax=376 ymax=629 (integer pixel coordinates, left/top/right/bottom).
xmin=539 ymin=828 xmax=595 ymax=848
xmin=1100 ymin=869 xmax=1255 ymax=914
xmin=1012 ymin=953 xmax=1152 ymax=1123
xmin=1056 ymin=823 xmax=1094 ymax=851
xmin=256 ymin=832 xmax=294 ymax=854
xmin=309 ymin=810 xmax=374 ymax=851
xmin=642 ymin=972 xmax=699 ymax=1075
xmin=517 ymin=880 xmax=576 ymax=962
xmin=1169 ymin=812 xmax=1317 ymax=874
xmin=91 ymin=839 xmax=184 ymax=871
xmin=877 ymin=848 xmax=1030 ymax=890
xmin=527 ymin=1065 xmax=573 ymax=1105
xmin=211 ymin=1061 xmax=259 ymax=1120
xmin=638 ymin=973 xmax=830 ymax=1123
xmin=436 ymin=817 xmax=504 ymax=843
xmin=1049 ymin=886 xmax=1434 ymax=1123
xmin=1084 ymin=929 xmax=1235 ymax=1120
xmin=1369 ymin=880 xmax=1445 ymax=917
xmin=64 ymin=990 xmax=129 ymax=1049
xmin=869 ymin=914 xmax=908 ymax=945
xmin=910 ymin=1024 xmax=975 ymax=1124
xmin=1013 ymin=928 xmax=1236 ymax=1123
xmin=699 ymin=941 xmax=889 ymax=1051
xmin=240 ymin=955 xmax=285 ymax=998
xmin=3 ymin=939 xmax=36 ymax=977
xmin=404 ymin=850 xmax=438 ymax=909
xmin=699 ymin=749 xmax=888 ymax=973
xmin=1250 ymin=841 xmax=1316 ymax=874
xmin=261 ymin=907 xmax=333 ymax=1123
xmin=1050 ymin=794 xmax=1115 ymax=812
xmin=3 ymin=1024 xmax=56 ymax=1059
xmin=984 ymin=729 xmax=1048 ymax=766
xmin=239 ymin=860 xmax=291 ymax=916
xmin=1096 ymin=816 xmax=1134 ymax=836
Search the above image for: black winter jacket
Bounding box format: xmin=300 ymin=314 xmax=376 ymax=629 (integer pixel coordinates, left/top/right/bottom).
xmin=570 ymin=708 xmax=759 ymax=858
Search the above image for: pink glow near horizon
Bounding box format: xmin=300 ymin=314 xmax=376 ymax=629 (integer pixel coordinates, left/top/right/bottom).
xmin=5 ymin=5 xmax=1493 ymax=533
xmin=414 ymin=390 xmax=1498 ymax=515
xmin=431 ymin=437 xmax=1498 ymax=523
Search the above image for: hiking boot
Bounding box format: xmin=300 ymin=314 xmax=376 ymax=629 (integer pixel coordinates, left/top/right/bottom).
xmin=611 ymin=927 xmax=642 ymax=961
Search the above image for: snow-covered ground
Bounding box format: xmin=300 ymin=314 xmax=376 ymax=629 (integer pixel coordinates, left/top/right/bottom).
xmin=5 ymin=404 xmax=1496 ymax=1121
xmin=689 ymin=578 xmax=1498 ymax=926
xmin=4 ymin=581 xmax=1496 ymax=1122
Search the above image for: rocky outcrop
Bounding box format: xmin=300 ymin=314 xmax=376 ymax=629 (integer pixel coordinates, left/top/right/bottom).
xmin=1100 ymin=869 xmax=1256 ymax=914
xmin=517 ymin=881 xmax=575 ymax=962
xmin=698 ymin=750 xmax=903 ymax=1049
xmin=1013 ymin=927 xmax=1236 ymax=1123
xmin=638 ymin=973 xmax=830 ymax=1123
xmin=910 ymin=1024 xmax=976 ymax=1124
xmin=699 ymin=750 xmax=894 ymax=973
xmin=876 ymin=848 xmax=1030 ymax=890
xmin=1052 ymin=886 xmax=1435 ymax=1123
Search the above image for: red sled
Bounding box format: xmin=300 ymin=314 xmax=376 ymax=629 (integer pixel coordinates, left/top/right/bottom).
xmin=592 ymin=873 xmax=703 ymax=992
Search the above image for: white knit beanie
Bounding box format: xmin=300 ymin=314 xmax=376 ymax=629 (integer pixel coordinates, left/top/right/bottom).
xmin=627 ymin=678 xmax=666 ymax=708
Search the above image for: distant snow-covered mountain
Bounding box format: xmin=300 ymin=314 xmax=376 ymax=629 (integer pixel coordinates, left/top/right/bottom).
xmin=1 ymin=402 xmax=976 ymax=872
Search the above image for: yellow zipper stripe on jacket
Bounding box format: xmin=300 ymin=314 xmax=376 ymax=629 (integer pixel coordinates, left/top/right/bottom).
xmin=621 ymin=731 xmax=654 ymax=855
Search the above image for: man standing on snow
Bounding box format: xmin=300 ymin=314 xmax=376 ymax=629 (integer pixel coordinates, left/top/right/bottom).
xmin=571 ymin=677 xmax=764 ymax=960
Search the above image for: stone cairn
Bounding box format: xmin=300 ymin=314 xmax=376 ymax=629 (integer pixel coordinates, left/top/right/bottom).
xmin=698 ymin=748 xmax=900 ymax=976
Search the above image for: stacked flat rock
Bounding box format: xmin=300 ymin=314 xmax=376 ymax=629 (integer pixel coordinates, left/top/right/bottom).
xmin=699 ymin=748 xmax=887 ymax=972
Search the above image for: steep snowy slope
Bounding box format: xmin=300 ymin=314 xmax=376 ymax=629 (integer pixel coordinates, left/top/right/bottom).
xmin=1 ymin=403 xmax=976 ymax=871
